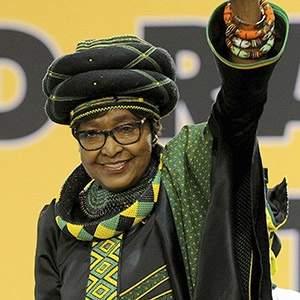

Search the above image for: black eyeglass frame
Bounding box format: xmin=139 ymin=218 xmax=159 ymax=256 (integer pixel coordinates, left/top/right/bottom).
xmin=72 ymin=117 xmax=147 ymax=151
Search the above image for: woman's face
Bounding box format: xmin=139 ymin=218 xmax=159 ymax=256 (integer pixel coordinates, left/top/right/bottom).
xmin=77 ymin=109 xmax=153 ymax=192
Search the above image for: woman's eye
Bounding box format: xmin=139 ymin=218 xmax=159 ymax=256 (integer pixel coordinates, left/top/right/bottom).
xmin=82 ymin=130 xmax=98 ymax=139
xmin=119 ymin=125 xmax=135 ymax=134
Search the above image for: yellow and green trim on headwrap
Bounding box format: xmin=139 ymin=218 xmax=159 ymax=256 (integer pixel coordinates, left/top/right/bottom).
xmin=69 ymin=96 xmax=161 ymax=127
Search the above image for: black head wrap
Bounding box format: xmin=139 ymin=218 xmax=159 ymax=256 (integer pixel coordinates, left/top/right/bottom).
xmin=43 ymin=35 xmax=179 ymax=125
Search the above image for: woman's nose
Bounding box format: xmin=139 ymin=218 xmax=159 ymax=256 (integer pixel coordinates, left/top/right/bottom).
xmin=100 ymin=135 xmax=123 ymax=157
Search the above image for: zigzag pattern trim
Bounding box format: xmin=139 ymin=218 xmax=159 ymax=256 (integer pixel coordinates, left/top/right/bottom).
xmin=86 ymin=234 xmax=122 ymax=300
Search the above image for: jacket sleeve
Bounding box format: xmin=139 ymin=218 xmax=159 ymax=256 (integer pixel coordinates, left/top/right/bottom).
xmin=207 ymin=2 xmax=289 ymax=157
xmin=193 ymin=3 xmax=289 ymax=300
xmin=35 ymin=199 xmax=61 ymax=300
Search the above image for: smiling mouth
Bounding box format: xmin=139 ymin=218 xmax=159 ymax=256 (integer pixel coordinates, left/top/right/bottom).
xmin=103 ymin=161 xmax=127 ymax=171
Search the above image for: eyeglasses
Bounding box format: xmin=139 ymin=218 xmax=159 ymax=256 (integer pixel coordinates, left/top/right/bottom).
xmin=73 ymin=118 xmax=147 ymax=151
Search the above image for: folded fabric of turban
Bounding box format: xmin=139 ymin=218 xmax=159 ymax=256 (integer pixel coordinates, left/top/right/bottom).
xmin=43 ymin=35 xmax=179 ymax=125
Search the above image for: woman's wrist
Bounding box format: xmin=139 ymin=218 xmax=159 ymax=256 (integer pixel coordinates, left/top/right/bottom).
xmin=225 ymin=0 xmax=275 ymax=64
xmin=231 ymin=0 xmax=261 ymax=24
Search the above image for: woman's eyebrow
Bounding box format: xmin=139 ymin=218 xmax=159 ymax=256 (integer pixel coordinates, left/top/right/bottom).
xmin=79 ymin=115 xmax=137 ymax=129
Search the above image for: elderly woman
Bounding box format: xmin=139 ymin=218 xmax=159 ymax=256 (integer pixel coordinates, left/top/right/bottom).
xmin=35 ymin=0 xmax=290 ymax=299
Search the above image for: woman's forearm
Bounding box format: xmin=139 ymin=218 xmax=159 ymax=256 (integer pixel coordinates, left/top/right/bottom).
xmin=229 ymin=0 xmax=267 ymax=64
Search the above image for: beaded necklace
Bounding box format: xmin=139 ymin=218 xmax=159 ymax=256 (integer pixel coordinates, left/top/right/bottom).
xmin=55 ymin=146 xmax=162 ymax=240
xmin=80 ymin=156 xmax=159 ymax=219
